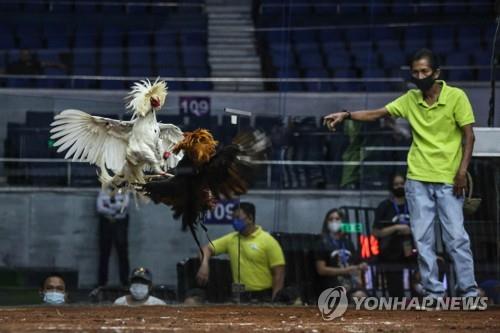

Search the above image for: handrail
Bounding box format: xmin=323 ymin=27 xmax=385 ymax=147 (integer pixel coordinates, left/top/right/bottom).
xmin=259 ymin=2 xmax=491 ymax=10
xmin=0 ymin=74 xmax=405 ymax=83
xmin=0 ymin=0 xmax=204 ymax=8
xmin=0 ymin=157 xmax=407 ymax=166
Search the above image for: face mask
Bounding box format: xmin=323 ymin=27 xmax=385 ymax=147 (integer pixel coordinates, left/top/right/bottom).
xmin=392 ymin=187 xmax=405 ymax=198
xmin=130 ymin=283 xmax=149 ymax=301
xmin=43 ymin=291 xmax=65 ymax=305
xmin=232 ymin=218 xmax=247 ymax=233
xmin=411 ymin=73 xmax=435 ymax=91
xmin=328 ymin=221 xmax=342 ymax=233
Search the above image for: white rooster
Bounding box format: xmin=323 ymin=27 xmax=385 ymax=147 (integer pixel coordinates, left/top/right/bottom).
xmin=50 ymin=79 xmax=184 ymax=189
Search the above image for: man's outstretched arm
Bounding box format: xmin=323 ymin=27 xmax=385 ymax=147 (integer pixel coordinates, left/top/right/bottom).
xmin=323 ymin=107 xmax=389 ymax=131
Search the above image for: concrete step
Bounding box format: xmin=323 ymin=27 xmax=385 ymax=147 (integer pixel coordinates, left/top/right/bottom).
xmin=209 ymin=19 xmax=252 ymax=26
xmin=208 ymin=13 xmax=250 ymax=20
xmin=209 ymin=56 xmax=260 ymax=64
xmin=211 ymin=70 xmax=262 ymax=78
xmin=209 ymin=30 xmax=254 ymax=38
xmin=208 ymin=48 xmax=257 ymax=57
xmin=210 ymin=62 xmax=261 ymax=70
xmin=209 ymin=36 xmax=255 ymax=44
xmin=207 ymin=6 xmax=251 ymax=14
xmin=213 ymin=82 xmax=264 ymax=91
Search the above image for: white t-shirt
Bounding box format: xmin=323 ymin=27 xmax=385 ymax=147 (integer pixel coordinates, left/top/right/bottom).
xmin=114 ymin=295 xmax=166 ymax=306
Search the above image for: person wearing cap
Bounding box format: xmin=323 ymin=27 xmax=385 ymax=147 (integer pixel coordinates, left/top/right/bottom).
xmin=113 ymin=267 xmax=166 ymax=306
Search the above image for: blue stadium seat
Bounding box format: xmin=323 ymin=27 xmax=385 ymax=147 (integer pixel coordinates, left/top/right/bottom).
xmin=101 ymin=29 xmax=124 ymax=48
xmin=472 ymin=50 xmax=490 ymax=66
xmin=391 ymin=1 xmax=414 ymax=16
xmin=457 ymin=26 xmax=482 ymax=42
xmin=431 ymin=26 xmax=455 ymax=40
xmin=325 ymin=53 xmax=351 ymax=69
xmin=128 ymin=49 xmax=151 ymax=67
xmin=304 ymin=68 xmax=330 ymax=78
xmin=185 ymin=82 xmax=212 ymax=91
xmin=318 ymin=30 xmax=344 ymax=44
xmin=362 ymin=68 xmax=386 ymax=77
xmin=447 ymin=70 xmax=474 ymax=81
xmin=404 ymin=26 xmax=429 ymax=41
xmin=18 ymin=35 xmax=44 ymax=49
xmin=371 ymin=27 xmax=398 ymax=41
xmin=40 ymin=68 xmax=69 ymax=88
xmin=277 ymin=81 xmax=304 ymax=92
xmin=457 ymin=38 xmax=481 ymax=51
xmin=126 ymin=2 xmax=150 ymax=14
xmin=297 ymin=51 xmax=323 ymax=69
xmin=292 ymin=30 xmax=317 ymax=44
xmin=0 ymin=34 xmax=16 ymax=49
xmin=322 ymin=42 xmax=348 ymax=54
xmin=271 ymin=51 xmax=296 ymax=68
xmin=45 ymin=33 xmax=70 ymax=48
xmin=443 ymin=2 xmax=468 ymax=15
xmin=128 ymin=66 xmax=154 ymax=77
xmin=74 ymin=31 xmax=97 ymax=48
xmin=376 ymin=40 xmax=401 ymax=53
xmin=382 ymin=51 xmax=406 ymax=69
xmin=352 ymin=53 xmax=380 ymax=68
xmin=404 ymin=40 xmax=428 ymax=54
xmin=295 ymin=42 xmax=321 ymax=53
xmin=73 ymin=51 xmax=96 ymax=67
xmin=345 ymin=28 xmax=369 ymax=41
xmin=445 ymin=53 xmax=470 ymax=66
xmin=430 ymin=38 xmax=455 ymax=54
xmin=182 ymin=50 xmax=207 ymax=66
xmin=158 ymin=67 xmax=183 ymax=77
xmin=128 ymin=32 xmax=151 ymax=48
xmin=153 ymin=32 xmax=177 ymax=48
xmin=180 ymin=32 xmax=206 ymax=46
xmin=100 ymin=50 xmax=124 ymax=66
xmin=154 ymin=49 xmax=179 ymax=67
xmin=185 ymin=67 xmax=210 ymax=77
xmin=276 ymin=68 xmax=300 ymax=78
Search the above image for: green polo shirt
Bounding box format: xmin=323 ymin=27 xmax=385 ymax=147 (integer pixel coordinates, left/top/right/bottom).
xmin=210 ymin=226 xmax=285 ymax=291
xmin=385 ymin=80 xmax=475 ymax=184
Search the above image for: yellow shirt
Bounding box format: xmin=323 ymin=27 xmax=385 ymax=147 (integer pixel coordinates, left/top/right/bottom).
xmin=385 ymin=80 xmax=475 ymax=184
xmin=210 ymin=226 xmax=285 ymax=292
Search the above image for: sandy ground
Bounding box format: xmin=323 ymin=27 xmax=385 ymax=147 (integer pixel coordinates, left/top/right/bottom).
xmin=0 ymin=305 xmax=498 ymax=332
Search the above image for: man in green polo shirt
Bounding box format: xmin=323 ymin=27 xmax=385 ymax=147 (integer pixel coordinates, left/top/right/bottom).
xmin=324 ymin=48 xmax=478 ymax=301
xmin=196 ymin=202 xmax=286 ymax=302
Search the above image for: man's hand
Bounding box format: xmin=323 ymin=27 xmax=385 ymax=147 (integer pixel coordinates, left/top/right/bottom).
xmin=323 ymin=111 xmax=349 ymax=131
xmin=359 ymin=262 xmax=369 ymax=272
xmin=453 ymin=171 xmax=467 ymax=197
xmin=396 ymin=224 xmax=412 ymax=235
xmin=196 ymin=263 xmax=210 ymax=286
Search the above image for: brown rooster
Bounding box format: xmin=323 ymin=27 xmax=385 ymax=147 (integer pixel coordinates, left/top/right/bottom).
xmin=140 ymin=128 xmax=269 ymax=250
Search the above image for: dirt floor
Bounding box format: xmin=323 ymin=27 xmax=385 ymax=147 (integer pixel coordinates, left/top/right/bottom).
xmin=0 ymin=305 xmax=498 ymax=333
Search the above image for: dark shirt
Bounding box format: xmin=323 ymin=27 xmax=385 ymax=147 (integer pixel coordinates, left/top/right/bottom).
xmin=6 ymin=60 xmax=42 ymax=75
xmin=314 ymin=234 xmax=359 ymax=291
xmin=373 ymin=198 xmax=412 ymax=262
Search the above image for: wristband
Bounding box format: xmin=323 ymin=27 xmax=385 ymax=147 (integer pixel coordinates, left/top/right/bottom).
xmin=344 ymin=111 xmax=351 ymax=119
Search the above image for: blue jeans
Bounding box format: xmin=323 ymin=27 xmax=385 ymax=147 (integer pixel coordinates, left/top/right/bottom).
xmin=405 ymin=179 xmax=478 ymax=298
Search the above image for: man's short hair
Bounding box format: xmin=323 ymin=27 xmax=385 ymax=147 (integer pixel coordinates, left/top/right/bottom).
xmin=410 ymin=48 xmax=439 ymax=71
xmin=238 ymin=202 xmax=255 ymax=221
xmin=40 ymin=273 xmax=65 ymax=290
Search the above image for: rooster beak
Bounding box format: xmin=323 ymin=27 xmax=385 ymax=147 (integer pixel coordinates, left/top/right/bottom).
xmin=150 ymin=96 xmax=161 ymax=108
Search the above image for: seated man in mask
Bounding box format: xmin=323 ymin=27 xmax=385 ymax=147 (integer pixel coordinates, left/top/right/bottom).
xmin=196 ymin=202 xmax=286 ymax=302
xmin=114 ymin=267 xmax=166 ymax=306
xmin=40 ymin=274 xmax=67 ymax=305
